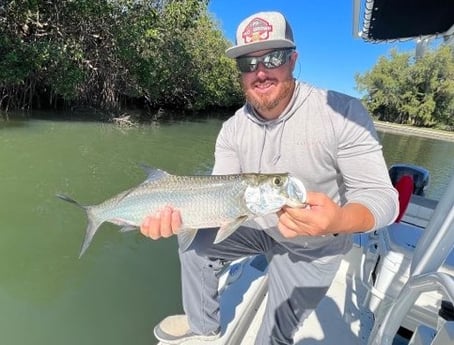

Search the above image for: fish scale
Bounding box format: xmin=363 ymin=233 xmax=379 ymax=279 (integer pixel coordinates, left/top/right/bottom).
xmin=57 ymin=167 xmax=307 ymax=257
xmin=99 ymin=175 xmax=250 ymax=226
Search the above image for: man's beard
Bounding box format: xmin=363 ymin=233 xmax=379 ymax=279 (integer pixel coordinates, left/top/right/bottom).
xmin=244 ymin=78 xmax=295 ymax=113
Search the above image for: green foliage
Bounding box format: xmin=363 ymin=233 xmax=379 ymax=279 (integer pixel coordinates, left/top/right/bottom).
xmin=0 ymin=0 xmax=243 ymax=116
xmin=356 ymin=45 xmax=454 ymax=129
xmin=0 ymin=35 xmax=35 ymax=84
xmin=127 ymin=0 xmax=242 ymax=112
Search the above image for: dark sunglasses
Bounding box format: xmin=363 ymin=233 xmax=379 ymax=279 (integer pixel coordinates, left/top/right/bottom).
xmin=236 ymin=49 xmax=294 ymax=73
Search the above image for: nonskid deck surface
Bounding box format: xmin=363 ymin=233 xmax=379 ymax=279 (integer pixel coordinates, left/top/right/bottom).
xmin=241 ymin=246 xmax=373 ymax=345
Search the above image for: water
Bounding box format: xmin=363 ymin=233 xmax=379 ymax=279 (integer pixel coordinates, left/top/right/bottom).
xmin=0 ymin=117 xmax=452 ymax=345
xmin=378 ymin=131 xmax=454 ymax=200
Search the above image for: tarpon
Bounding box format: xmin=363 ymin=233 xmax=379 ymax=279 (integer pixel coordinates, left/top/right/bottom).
xmin=57 ymin=167 xmax=307 ymax=257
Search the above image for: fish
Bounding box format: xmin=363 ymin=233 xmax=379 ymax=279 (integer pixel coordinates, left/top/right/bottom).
xmin=57 ymin=166 xmax=307 ymax=257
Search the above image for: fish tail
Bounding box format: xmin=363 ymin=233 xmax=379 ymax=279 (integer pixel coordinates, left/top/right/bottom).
xmin=79 ymin=214 xmax=102 ymax=258
xmin=56 ymin=193 xmax=102 ymax=258
xmin=56 ymin=193 xmax=84 ymax=208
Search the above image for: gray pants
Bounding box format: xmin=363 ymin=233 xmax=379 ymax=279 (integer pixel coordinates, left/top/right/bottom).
xmin=178 ymin=225 xmax=348 ymax=345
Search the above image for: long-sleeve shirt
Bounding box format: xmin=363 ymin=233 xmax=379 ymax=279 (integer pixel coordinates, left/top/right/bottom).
xmin=212 ymin=81 xmax=399 ymax=257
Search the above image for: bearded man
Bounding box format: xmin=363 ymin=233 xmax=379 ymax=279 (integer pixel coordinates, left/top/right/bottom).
xmin=141 ymin=11 xmax=398 ymax=345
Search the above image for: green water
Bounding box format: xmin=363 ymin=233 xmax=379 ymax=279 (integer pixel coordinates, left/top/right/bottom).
xmin=378 ymin=130 xmax=454 ymax=200
xmin=0 ymin=117 xmax=452 ymax=345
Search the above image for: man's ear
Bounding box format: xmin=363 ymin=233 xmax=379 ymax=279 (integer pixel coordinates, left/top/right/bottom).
xmin=290 ymin=52 xmax=298 ymax=71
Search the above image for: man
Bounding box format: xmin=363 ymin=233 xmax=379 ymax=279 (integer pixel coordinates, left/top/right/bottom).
xmin=141 ymin=11 xmax=398 ymax=345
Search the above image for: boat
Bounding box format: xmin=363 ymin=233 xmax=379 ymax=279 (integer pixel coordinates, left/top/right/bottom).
xmin=158 ymin=1 xmax=454 ymax=344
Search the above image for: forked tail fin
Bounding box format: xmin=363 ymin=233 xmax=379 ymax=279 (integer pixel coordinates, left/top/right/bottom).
xmin=78 ymin=216 xmax=102 ymax=258
xmin=56 ymin=193 xmax=102 ymax=258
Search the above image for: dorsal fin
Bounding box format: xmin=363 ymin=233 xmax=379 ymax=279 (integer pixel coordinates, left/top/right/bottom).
xmin=113 ymin=165 xmax=171 ymax=205
xmin=139 ymin=163 xmax=170 ymax=182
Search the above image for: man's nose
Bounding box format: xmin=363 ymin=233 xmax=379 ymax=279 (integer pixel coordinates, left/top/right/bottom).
xmin=255 ymin=62 xmax=268 ymax=78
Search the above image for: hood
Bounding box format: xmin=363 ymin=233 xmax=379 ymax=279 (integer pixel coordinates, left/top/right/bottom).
xmin=244 ymin=81 xmax=313 ymax=169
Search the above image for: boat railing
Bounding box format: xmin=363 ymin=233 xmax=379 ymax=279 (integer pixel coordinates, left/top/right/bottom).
xmin=410 ymin=174 xmax=454 ymax=277
xmin=368 ymin=272 xmax=454 ymax=345
xmin=368 ymin=175 xmax=454 ymax=344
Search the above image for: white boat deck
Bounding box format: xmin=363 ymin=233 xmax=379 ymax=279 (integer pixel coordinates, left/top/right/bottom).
xmin=156 ymin=244 xmax=377 ymax=345
xmin=241 ymin=247 xmax=374 ymax=345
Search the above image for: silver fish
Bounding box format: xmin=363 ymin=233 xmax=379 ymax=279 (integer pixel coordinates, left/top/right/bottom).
xmin=57 ymin=167 xmax=307 ymax=257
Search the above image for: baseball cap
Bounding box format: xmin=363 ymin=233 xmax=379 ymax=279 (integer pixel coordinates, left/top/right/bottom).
xmin=225 ymin=11 xmax=296 ymax=58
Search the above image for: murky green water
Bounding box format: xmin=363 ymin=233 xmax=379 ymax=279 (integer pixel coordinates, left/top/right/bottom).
xmin=0 ymin=117 xmax=452 ymax=345
xmin=378 ymin=130 xmax=454 ymax=200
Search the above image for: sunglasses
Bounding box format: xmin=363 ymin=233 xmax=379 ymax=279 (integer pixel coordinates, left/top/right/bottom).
xmin=236 ymin=49 xmax=294 ymax=73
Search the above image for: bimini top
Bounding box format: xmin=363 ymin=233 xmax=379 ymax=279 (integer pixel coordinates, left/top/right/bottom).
xmin=353 ymin=0 xmax=454 ymax=42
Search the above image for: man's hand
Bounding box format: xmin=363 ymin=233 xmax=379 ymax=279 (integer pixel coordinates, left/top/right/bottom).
xmin=140 ymin=206 xmax=182 ymax=240
xmin=277 ymin=192 xmax=374 ymax=238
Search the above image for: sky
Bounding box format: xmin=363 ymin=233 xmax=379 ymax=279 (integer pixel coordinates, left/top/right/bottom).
xmin=208 ymin=0 xmax=420 ymax=98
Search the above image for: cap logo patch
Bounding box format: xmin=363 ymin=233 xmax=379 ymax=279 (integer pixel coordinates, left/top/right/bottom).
xmin=242 ymin=17 xmax=273 ymax=44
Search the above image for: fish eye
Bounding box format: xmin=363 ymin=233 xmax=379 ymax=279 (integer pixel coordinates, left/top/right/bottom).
xmin=273 ymin=176 xmax=284 ymax=186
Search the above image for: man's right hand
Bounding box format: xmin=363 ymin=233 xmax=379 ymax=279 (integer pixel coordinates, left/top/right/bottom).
xmin=140 ymin=206 xmax=182 ymax=240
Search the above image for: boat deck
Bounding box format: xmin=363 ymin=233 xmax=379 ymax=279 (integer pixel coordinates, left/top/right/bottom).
xmin=156 ymin=244 xmax=379 ymax=344
xmin=242 ymin=246 xmax=373 ymax=345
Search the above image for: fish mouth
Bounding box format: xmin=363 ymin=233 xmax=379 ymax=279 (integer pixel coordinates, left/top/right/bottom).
xmin=286 ymin=176 xmax=307 ymax=207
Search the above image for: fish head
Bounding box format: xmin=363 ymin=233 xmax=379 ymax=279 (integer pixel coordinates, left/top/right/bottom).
xmin=244 ymin=174 xmax=307 ymax=215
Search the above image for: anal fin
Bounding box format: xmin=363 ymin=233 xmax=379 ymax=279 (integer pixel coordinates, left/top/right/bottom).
xmin=178 ymin=228 xmax=199 ymax=252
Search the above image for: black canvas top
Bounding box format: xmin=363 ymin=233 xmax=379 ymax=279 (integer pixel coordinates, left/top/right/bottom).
xmin=360 ymin=0 xmax=454 ymax=41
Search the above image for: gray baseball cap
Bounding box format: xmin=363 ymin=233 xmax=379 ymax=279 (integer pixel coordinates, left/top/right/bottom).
xmin=225 ymin=11 xmax=296 ymax=58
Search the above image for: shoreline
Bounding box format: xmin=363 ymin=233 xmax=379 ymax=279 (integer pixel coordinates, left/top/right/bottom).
xmin=2 ymin=112 xmax=454 ymax=143
xmin=374 ymin=121 xmax=454 ymax=142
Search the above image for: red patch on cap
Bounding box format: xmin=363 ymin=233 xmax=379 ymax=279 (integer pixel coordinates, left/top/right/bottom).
xmin=242 ymin=17 xmax=273 ymax=44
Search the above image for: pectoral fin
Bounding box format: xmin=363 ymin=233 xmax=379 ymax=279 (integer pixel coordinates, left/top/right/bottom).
xmin=213 ymin=216 xmax=248 ymax=245
xmin=178 ymin=228 xmax=199 ymax=252
xmin=120 ymin=225 xmax=138 ymax=232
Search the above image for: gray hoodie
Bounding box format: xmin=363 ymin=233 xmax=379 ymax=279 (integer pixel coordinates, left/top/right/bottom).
xmin=212 ymin=81 xmax=399 ymax=256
